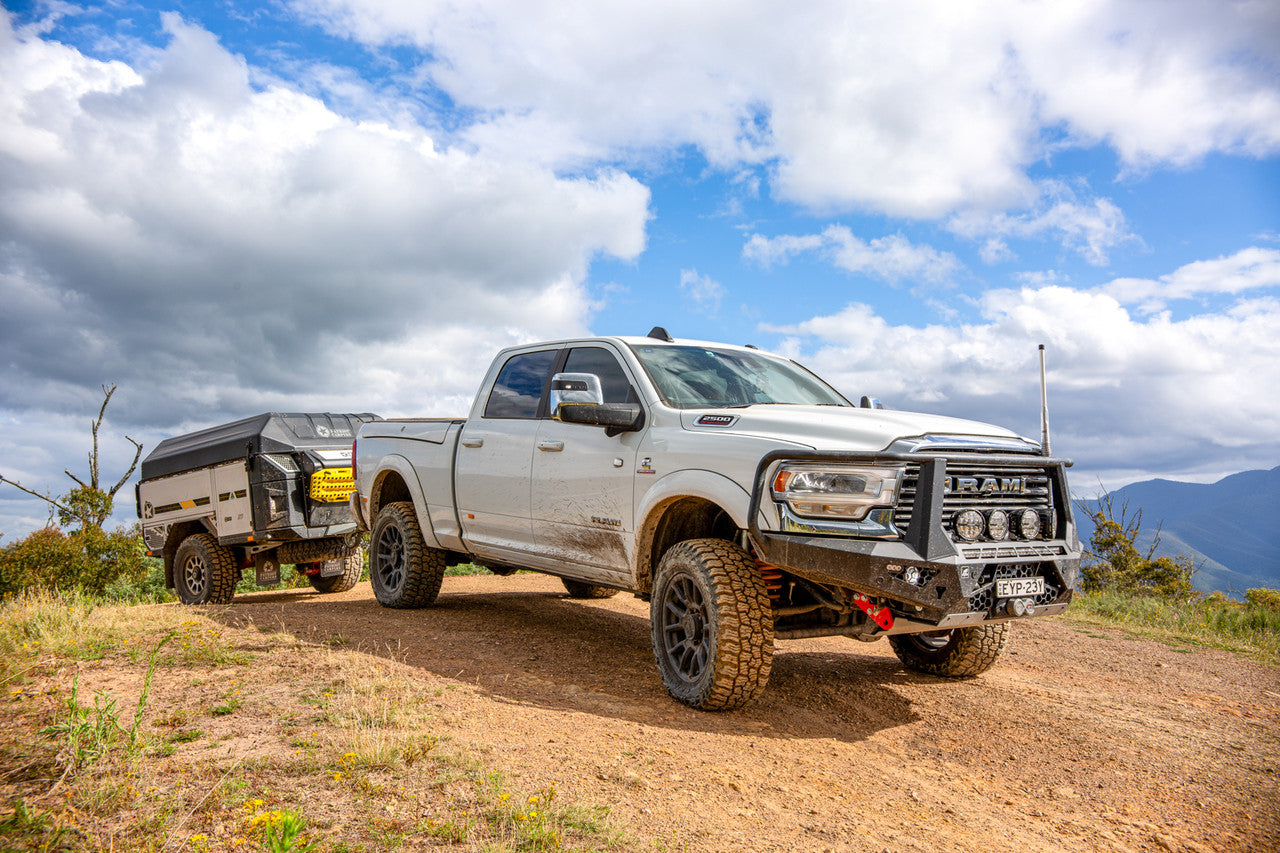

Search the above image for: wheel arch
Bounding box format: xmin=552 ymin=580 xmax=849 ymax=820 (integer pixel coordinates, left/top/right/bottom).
xmin=366 ymin=458 xmax=444 ymax=549
xmin=634 ymin=471 xmax=753 ymax=594
xmin=161 ymin=519 xmax=216 ymax=590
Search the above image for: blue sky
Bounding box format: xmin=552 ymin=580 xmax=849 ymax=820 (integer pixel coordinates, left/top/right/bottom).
xmin=1 ymin=0 xmax=1278 ymax=537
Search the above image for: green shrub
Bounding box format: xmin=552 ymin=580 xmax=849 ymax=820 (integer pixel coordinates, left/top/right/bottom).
xmin=0 ymin=524 xmax=149 ymax=598
xmin=1072 ymin=587 xmax=1280 ymax=665
xmin=1244 ymin=587 xmax=1280 ymax=611
xmin=1079 ymin=492 xmax=1194 ymax=600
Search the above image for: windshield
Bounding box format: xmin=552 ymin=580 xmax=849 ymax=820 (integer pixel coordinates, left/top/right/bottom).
xmin=629 ymin=344 xmax=850 ymax=409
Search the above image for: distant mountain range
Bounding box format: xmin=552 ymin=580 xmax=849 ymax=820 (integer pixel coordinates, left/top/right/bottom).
xmin=1073 ymin=465 xmax=1280 ymax=595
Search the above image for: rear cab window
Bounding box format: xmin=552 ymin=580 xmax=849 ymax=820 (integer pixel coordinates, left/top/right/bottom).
xmin=483 ymin=350 xmax=557 ymax=419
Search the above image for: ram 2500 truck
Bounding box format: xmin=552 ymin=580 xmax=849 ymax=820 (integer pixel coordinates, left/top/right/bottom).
xmin=351 ymin=328 xmax=1081 ymax=710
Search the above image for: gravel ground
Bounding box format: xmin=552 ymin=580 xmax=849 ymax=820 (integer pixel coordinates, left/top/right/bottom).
xmin=215 ymin=573 xmax=1280 ymax=852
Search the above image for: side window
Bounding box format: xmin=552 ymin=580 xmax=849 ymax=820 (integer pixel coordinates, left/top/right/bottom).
xmin=483 ymin=350 xmax=557 ymax=419
xmin=563 ymin=347 xmax=635 ymax=404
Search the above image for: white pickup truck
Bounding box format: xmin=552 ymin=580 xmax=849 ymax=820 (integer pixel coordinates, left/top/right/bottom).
xmin=350 ymin=328 xmax=1081 ymax=710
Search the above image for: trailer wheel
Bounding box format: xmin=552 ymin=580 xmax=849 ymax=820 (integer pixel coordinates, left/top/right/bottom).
xmin=888 ymin=623 xmax=1009 ymax=677
xmin=370 ymin=502 xmax=445 ymax=608
xmin=650 ymin=539 xmax=774 ymax=711
xmin=561 ymin=578 xmax=620 ymax=599
xmin=174 ymin=533 xmax=238 ymax=606
xmin=309 ymin=547 xmax=364 ymax=594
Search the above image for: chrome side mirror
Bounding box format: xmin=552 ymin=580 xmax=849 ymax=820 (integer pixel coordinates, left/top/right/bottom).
xmin=551 ymin=372 xmax=644 ymax=435
xmin=550 ymin=373 xmax=604 ymax=417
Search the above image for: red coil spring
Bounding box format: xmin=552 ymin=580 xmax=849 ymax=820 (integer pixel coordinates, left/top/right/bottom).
xmin=757 ymin=563 xmax=784 ymax=603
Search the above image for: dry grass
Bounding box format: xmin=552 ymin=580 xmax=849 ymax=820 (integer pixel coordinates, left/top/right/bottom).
xmin=0 ymin=591 xmax=630 ymax=852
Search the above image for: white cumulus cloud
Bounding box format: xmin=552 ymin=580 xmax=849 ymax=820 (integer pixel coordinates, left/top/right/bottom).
xmin=744 ymin=227 xmax=960 ymax=284
xmin=0 ymin=11 xmax=650 ymax=532
xmin=294 ymin=0 xmax=1280 ymax=225
xmin=765 ymin=260 xmax=1280 ymax=486
xmin=679 ymin=269 xmax=727 ymax=316
xmin=1102 ymin=248 xmax=1280 ymax=312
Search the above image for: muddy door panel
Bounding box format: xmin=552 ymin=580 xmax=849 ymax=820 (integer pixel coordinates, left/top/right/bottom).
xmin=530 ymin=420 xmax=637 ymax=575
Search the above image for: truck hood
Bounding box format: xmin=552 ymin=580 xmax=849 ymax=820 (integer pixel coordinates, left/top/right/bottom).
xmin=679 ymin=405 xmax=1039 ymax=454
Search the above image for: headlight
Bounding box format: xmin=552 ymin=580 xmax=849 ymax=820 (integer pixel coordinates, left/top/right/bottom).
xmin=986 ymin=509 xmax=1010 ymax=540
xmin=954 ymin=509 xmax=984 ymax=542
xmin=771 ymin=464 xmax=903 ymax=521
xmin=1017 ymin=508 xmax=1042 ymax=540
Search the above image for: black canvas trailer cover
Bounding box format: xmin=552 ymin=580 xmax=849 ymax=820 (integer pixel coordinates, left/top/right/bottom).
xmin=140 ymin=413 xmax=380 ymax=481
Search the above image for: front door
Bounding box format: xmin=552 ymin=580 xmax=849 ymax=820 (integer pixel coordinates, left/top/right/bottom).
xmin=531 ymin=345 xmax=643 ymax=575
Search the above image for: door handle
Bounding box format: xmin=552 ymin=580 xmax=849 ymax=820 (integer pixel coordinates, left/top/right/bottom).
xmin=537 ymin=440 xmax=565 ymax=452
xmin=461 ymin=437 xmax=484 ymax=448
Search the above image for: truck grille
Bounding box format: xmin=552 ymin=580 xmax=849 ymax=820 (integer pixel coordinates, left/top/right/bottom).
xmin=894 ymin=461 xmax=1057 ymax=543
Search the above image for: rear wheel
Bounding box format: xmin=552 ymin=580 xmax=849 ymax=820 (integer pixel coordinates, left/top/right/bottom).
xmin=888 ymin=623 xmax=1009 ymax=677
xmin=370 ymin=502 xmax=445 ymax=608
xmin=174 ymin=533 xmax=238 ymax=605
xmin=561 ymin=578 xmax=620 ymax=599
xmin=650 ymin=539 xmax=773 ymax=711
xmin=308 ymin=547 xmax=364 ymax=594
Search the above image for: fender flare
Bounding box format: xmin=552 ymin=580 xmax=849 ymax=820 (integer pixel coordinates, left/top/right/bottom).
xmin=633 ymin=469 xmax=766 ymax=589
xmin=368 ymin=456 xmax=445 ymax=551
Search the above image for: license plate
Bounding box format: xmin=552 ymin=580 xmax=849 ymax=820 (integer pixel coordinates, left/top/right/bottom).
xmin=996 ymin=577 xmax=1045 ymax=598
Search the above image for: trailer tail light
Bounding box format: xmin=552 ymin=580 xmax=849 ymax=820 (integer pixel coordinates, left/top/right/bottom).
xmin=351 ymin=439 xmax=357 ymax=482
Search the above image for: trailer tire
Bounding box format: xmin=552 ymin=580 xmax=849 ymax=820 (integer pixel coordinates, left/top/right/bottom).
xmin=561 ymin=578 xmax=620 ymax=599
xmin=370 ymin=502 xmax=445 ymax=609
xmin=650 ymin=539 xmax=773 ymax=711
xmin=174 ymin=533 xmax=238 ymax=606
xmin=309 ymin=547 xmax=364 ymax=594
xmin=888 ymin=623 xmax=1009 ymax=677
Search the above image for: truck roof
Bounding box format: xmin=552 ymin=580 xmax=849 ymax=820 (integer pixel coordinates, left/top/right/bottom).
xmin=498 ymin=334 xmax=771 ymax=357
xmin=141 ymin=412 xmax=379 ymax=481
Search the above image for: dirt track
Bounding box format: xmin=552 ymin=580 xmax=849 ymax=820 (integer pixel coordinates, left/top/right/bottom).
xmin=219 ymin=574 xmax=1280 ymax=852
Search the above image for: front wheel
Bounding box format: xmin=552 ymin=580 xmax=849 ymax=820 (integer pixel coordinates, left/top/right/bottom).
xmin=308 ymin=547 xmax=364 ymax=594
xmin=369 ymin=502 xmax=446 ymax=608
xmin=650 ymin=539 xmax=774 ymax=711
xmin=888 ymin=623 xmax=1009 ymax=677
xmin=173 ymin=533 xmax=238 ymax=605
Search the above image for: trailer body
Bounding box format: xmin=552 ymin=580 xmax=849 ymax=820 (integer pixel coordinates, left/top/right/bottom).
xmin=138 ymin=412 xmax=379 ymax=603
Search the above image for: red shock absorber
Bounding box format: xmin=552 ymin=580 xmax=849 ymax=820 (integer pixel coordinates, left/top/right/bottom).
xmin=757 ymin=563 xmax=784 ymax=604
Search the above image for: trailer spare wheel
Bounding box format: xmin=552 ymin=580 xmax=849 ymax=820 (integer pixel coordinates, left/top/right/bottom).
xmin=277 ymin=536 xmax=360 ymax=566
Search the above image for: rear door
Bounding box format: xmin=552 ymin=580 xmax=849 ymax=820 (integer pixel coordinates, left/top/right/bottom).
xmin=454 ymin=347 xmax=558 ymax=560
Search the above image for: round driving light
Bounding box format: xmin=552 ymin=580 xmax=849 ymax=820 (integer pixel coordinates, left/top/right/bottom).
xmin=954 ymin=509 xmax=984 ymax=542
xmin=1017 ymin=508 xmax=1042 ymax=540
xmin=986 ymin=509 xmax=1010 ymax=540
xmin=903 ymin=566 xmax=921 ymax=585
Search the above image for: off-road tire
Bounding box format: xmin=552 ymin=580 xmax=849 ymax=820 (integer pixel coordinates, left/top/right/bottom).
xmin=888 ymin=623 xmax=1009 ymax=677
xmin=370 ymin=502 xmax=446 ymax=608
xmin=561 ymin=578 xmax=620 ymax=599
xmin=174 ymin=533 xmax=238 ymax=605
xmin=650 ymin=538 xmax=774 ymax=711
xmin=308 ymin=548 xmax=364 ymax=594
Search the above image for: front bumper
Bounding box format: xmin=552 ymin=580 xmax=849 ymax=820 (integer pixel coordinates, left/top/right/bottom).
xmin=748 ymin=450 xmax=1081 ymax=626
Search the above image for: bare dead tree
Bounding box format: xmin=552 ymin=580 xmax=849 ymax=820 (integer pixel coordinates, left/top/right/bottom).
xmin=0 ymin=384 xmax=143 ymax=528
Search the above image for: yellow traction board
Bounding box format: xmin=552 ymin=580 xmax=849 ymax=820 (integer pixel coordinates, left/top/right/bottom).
xmin=310 ymin=467 xmax=355 ymax=503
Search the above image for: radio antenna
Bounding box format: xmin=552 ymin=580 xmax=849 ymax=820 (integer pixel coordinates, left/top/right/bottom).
xmin=1039 ymin=344 xmax=1052 ymax=457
